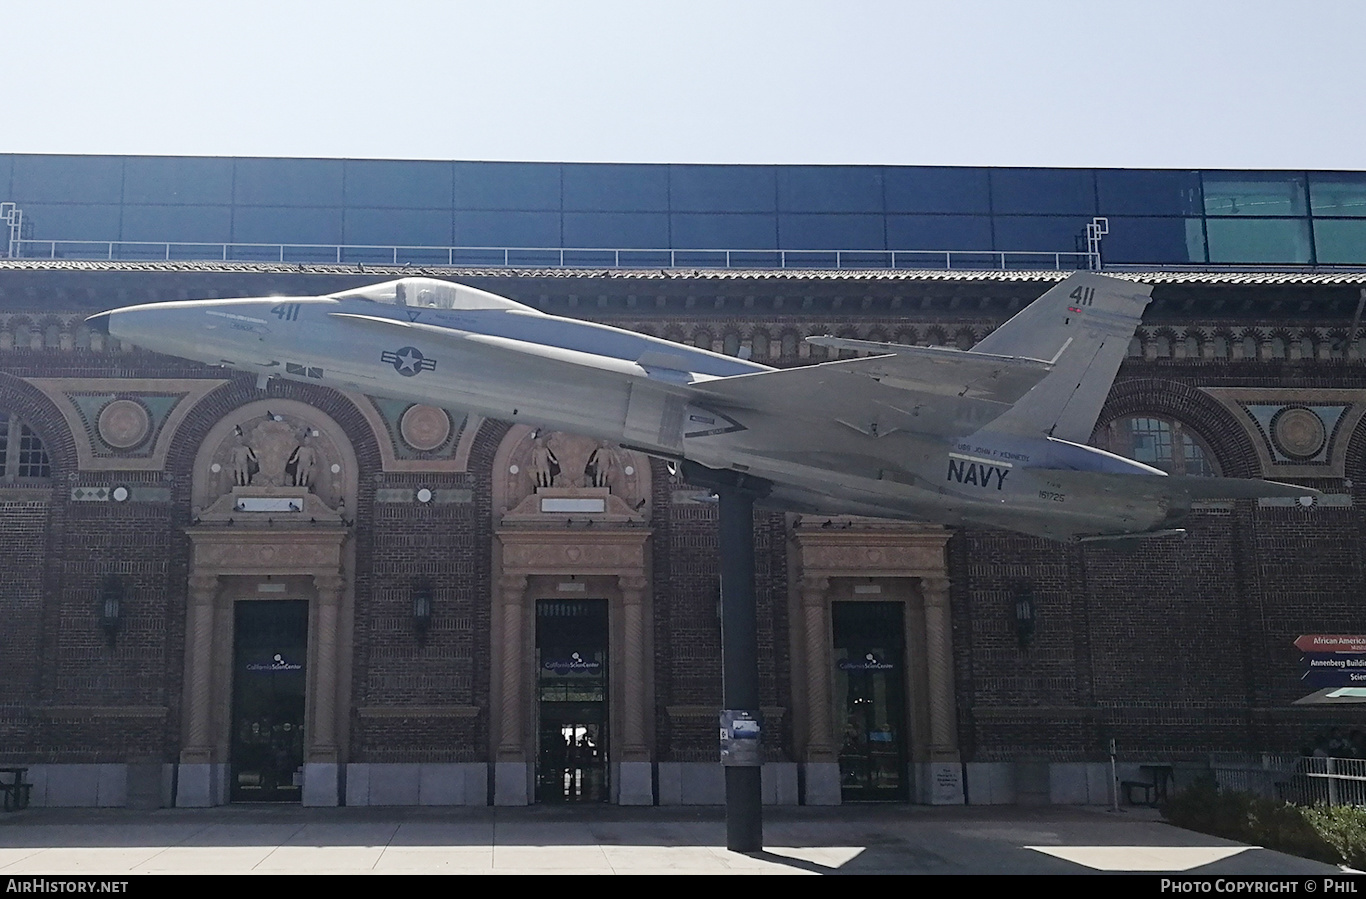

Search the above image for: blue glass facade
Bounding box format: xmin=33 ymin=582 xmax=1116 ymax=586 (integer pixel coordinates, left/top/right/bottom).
xmin=3 ymin=154 xmax=1365 ymax=266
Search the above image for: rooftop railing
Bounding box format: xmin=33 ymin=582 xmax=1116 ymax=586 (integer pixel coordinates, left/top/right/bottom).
xmin=5 ymin=239 xmax=1100 ymax=272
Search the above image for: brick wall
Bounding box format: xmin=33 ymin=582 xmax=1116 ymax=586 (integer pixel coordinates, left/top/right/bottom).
xmin=4 ymin=270 xmax=1366 ymax=772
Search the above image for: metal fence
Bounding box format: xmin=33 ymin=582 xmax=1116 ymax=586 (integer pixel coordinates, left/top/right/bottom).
xmin=1209 ymin=753 xmax=1366 ymax=807
xmin=5 ymin=239 xmax=1100 ymax=272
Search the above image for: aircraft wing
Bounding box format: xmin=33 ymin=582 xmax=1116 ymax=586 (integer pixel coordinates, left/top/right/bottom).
xmin=328 ymin=311 xmax=695 ymax=389
xmin=691 ymin=347 xmax=1054 ymax=437
xmin=330 ymin=309 xmax=1055 ymax=437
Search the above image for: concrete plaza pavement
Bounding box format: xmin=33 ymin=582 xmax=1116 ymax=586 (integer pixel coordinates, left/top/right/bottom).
xmin=0 ymin=804 xmax=1347 ymax=875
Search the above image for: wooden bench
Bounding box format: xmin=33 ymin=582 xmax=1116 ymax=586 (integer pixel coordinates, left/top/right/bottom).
xmin=0 ymin=768 xmax=31 ymax=811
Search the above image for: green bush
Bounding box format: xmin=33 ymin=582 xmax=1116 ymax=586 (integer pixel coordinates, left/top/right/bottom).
xmin=1161 ymin=774 xmax=1343 ymax=866
xmin=1302 ymin=805 xmax=1366 ymax=869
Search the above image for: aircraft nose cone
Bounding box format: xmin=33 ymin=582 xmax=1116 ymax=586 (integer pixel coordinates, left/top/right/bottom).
xmin=85 ymin=312 xmax=112 ymax=334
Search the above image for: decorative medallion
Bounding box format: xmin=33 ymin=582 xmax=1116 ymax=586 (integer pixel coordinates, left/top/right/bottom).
xmin=399 ymin=405 xmax=451 ymax=451
xmin=97 ymin=399 xmax=151 ymax=449
xmin=1271 ymin=407 xmax=1326 ymax=460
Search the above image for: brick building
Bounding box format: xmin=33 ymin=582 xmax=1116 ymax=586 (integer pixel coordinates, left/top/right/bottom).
xmin=1 ymin=261 xmax=1364 ymax=809
xmin=2 ymin=157 xmax=1365 ymax=808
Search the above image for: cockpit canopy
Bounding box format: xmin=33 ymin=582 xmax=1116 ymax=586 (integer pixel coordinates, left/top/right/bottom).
xmin=329 ymin=277 xmax=535 ymax=312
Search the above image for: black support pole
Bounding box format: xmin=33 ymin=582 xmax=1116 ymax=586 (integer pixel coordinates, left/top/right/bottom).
xmin=718 ymin=479 xmax=762 ymax=853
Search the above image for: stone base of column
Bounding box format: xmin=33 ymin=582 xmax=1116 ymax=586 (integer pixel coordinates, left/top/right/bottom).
xmin=802 ymin=761 xmax=842 ymax=805
xmin=917 ymin=760 xmax=966 ymax=805
xmin=616 ymin=761 xmax=654 ymax=805
xmin=175 ymin=762 xmax=226 ymax=807
xmin=345 ymin=763 xmax=489 ymax=806
xmin=302 ymin=762 xmax=340 ymax=807
xmin=494 ymin=760 xmax=532 ymax=806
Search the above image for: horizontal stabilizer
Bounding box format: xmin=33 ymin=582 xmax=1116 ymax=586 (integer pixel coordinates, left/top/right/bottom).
xmin=1038 ymin=468 xmax=1319 ymax=502
xmin=1164 ymin=475 xmax=1319 ymax=500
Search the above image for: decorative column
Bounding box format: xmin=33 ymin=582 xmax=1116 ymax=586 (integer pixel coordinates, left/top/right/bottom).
xmin=618 ymin=575 xmax=650 ymax=759
xmin=801 ymin=575 xmax=841 ymax=805
xmin=920 ymin=576 xmax=965 ymax=804
xmin=617 ymin=575 xmax=653 ymax=804
xmin=177 ymin=573 xmax=219 ymax=807
xmin=303 ymin=572 xmax=344 ymax=806
xmin=800 ymin=576 xmax=834 ymax=761
xmin=494 ymin=574 xmax=530 ymax=805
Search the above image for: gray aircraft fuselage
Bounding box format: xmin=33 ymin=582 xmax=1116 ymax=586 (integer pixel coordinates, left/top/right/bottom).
xmin=89 ymin=276 xmax=1312 ymax=542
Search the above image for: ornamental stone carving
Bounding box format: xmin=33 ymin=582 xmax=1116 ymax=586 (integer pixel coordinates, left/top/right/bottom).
xmin=96 ymin=399 xmax=151 ymax=449
xmin=498 ymin=427 xmax=651 ymax=522
xmin=399 ymin=404 xmax=451 ymax=451
xmin=195 ymin=407 xmax=349 ymax=513
xmin=500 ymin=536 xmax=648 ymax=573
xmin=1271 ymin=407 xmax=1327 ymax=460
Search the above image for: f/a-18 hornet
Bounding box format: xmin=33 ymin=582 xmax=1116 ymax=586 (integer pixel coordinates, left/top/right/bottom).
xmin=88 ymin=272 xmax=1314 ymax=542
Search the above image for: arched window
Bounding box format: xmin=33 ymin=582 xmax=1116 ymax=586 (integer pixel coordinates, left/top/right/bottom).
xmin=750 ymin=331 xmax=770 ymax=361
xmin=1096 ymin=415 xmax=1216 ymax=477
xmin=0 ymin=412 xmax=52 ymax=480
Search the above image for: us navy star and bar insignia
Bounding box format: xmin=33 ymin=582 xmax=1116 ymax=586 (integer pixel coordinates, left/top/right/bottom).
xmin=381 ymin=346 xmax=437 ymax=377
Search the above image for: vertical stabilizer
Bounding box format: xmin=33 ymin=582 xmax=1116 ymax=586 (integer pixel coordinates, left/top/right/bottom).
xmin=972 ymin=273 xmax=1152 ymax=442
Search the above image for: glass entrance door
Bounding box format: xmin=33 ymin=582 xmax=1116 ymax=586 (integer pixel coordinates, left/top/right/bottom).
xmin=536 ymin=598 xmax=608 ymax=803
xmin=833 ymin=601 xmax=909 ymax=801
xmin=230 ymin=600 xmax=308 ymax=803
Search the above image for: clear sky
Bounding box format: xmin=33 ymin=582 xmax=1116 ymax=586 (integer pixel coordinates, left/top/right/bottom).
xmin=7 ymin=0 xmax=1364 ymax=169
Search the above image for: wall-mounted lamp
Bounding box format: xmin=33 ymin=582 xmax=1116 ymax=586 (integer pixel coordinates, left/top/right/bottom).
xmin=99 ymin=575 xmax=123 ymax=646
xmin=412 ymin=581 xmax=433 ymax=641
xmin=1013 ymin=585 xmax=1036 ymax=649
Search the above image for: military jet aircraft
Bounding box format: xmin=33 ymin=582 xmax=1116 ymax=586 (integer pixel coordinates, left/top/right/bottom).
xmin=87 ymin=272 xmax=1315 ymax=542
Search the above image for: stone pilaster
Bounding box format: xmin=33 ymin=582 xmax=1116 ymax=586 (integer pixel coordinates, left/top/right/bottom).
xmin=303 ymin=572 xmax=344 ymax=807
xmin=920 ymin=575 xmax=964 ymax=805
xmin=310 ymin=573 xmax=344 ymax=760
xmin=181 ymin=574 xmax=219 ymax=762
xmin=176 ymin=573 xmax=220 ymax=807
xmin=801 ymin=576 xmax=834 ymax=761
xmin=617 ymin=574 xmax=654 ymax=805
xmin=920 ymin=576 xmax=958 ymax=759
xmin=618 ymin=575 xmax=650 ymax=761
xmin=496 ymin=574 xmax=529 ymax=761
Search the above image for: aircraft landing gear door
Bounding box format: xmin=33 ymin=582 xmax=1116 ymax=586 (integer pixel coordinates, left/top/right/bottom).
xmin=230 ymin=600 xmax=308 ymax=803
xmin=833 ymin=601 xmax=909 ymax=801
xmin=536 ymin=599 xmax=609 ymax=803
